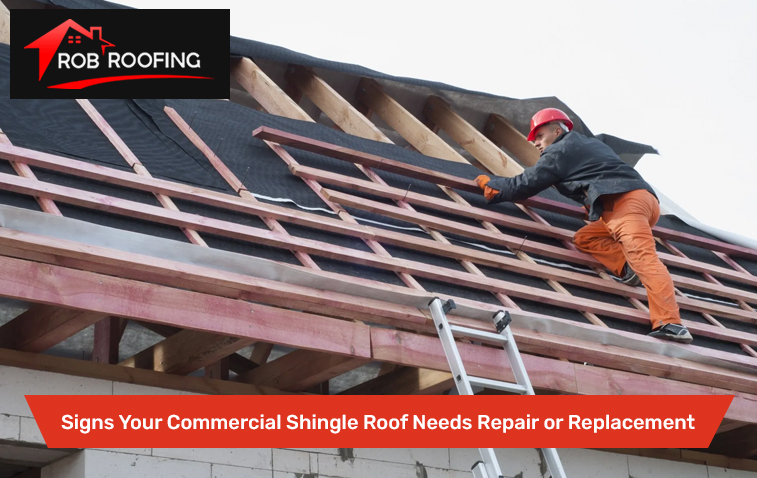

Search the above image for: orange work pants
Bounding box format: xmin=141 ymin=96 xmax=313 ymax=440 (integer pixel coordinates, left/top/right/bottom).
xmin=572 ymin=189 xmax=681 ymax=329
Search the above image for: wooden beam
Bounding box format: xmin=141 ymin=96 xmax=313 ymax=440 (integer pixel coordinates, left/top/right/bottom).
xmin=92 ymin=316 xmax=125 ymax=364
xmin=119 ymin=330 xmax=254 ymax=375
xmin=295 ymin=165 xmax=757 ymax=304
xmin=286 ymin=66 xmax=392 ymax=143
xmin=204 ymin=356 xmax=229 ymax=381
xmin=252 ymin=127 xmax=757 ymax=263
xmin=250 ymin=342 xmax=274 ymax=366
xmin=134 ymin=320 xmax=257 ymax=376
xmin=423 ymin=96 xmax=524 ymax=176
xmin=3 ymin=229 xmax=757 ymax=393
xmin=0 ymin=128 xmax=62 ymax=215
xmin=163 ymin=105 xmax=320 ymax=371
xmin=322 ymin=190 xmax=757 ymax=322
xmin=236 ymin=349 xmax=368 ymax=392
xmin=0 ymin=304 xmax=106 ymax=353
xmin=707 ymin=425 xmax=757 ymax=458
xmin=0 ymin=254 xmax=372 ymax=359
xmin=0 ymin=347 xmax=293 ymax=395
xmin=1 ymin=175 xmax=755 ymax=340
xmin=230 ymin=58 xmax=313 ymax=122
xmin=484 ymin=114 xmax=541 ymax=167
xmin=340 ymin=367 xmax=453 ymax=395
xmin=0 ymin=227 xmax=430 ymax=328
xmin=76 ymin=99 xmax=206 ymax=246
xmin=355 ymin=78 xmax=467 ymax=163
xmin=371 ymin=326 xmax=757 ymax=395
xmin=0 ymin=0 xmax=9 ymax=45
xmin=3 ymin=136 xmax=751 ymax=292
xmin=2 ymin=226 xmax=756 ymax=381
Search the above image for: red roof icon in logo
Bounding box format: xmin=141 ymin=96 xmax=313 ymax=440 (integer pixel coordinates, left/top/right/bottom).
xmin=25 ymin=19 xmax=115 ymax=80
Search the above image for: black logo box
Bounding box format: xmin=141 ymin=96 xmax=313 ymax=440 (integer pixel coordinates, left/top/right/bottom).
xmin=12 ymin=9 xmax=230 ymax=99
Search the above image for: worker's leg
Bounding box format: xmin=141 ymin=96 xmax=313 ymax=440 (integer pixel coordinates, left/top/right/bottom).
xmin=572 ymin=220 xmax=626 ymax=276
xmin=602 ymin=190 xmax=681 ymax=329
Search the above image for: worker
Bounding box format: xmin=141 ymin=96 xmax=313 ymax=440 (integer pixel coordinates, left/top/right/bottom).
xmin=475 ymin=108 xmax=692 ymax=344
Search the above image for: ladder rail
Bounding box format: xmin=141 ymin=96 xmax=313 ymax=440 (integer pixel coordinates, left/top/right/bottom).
xmin=428 ymin=298 xmax=568 ymax=478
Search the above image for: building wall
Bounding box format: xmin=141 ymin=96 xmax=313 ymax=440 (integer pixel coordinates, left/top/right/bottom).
xmin=0 ymin=365 xmax=755 ymax=478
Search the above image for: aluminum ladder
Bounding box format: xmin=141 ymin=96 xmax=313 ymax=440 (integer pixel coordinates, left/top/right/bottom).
xmin=428 ymin=297 xmax=567 ymax=478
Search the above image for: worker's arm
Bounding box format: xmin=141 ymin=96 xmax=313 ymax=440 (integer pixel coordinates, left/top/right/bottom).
xmin=483 ymin=153 xmax=566 ymax=204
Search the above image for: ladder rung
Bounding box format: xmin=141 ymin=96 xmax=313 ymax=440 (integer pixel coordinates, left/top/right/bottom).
xmin=449 ymin=325 xmax=507 ymax=344
xmin=468 ymin=376 xmax=527 ymax=394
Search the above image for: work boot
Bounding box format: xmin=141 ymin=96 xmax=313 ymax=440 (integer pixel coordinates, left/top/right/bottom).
xmin=648 ymin=323 xmax=693 ymax=344
xmin=617 ymin=263 xmax=641 ymax=287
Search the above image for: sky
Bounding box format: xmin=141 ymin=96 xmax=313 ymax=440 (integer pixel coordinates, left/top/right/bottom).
xmin=121 ymin=0 xmax=757 ymax=240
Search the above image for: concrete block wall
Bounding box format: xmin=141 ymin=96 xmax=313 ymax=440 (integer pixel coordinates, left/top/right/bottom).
xmin=1 ymin=365 xmax=756 ymax=478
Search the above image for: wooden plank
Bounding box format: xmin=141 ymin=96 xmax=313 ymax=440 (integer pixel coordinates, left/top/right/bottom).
xmin=0 ymin=304 xmax=106 ymax=353
xmin=119 ymin=329 xmax=254 ymax=375
xmin=292 ymin=165 xmax=757 ymax=303
xmin=163 ymin=105 xmax=320 ymax=368
xmin=0 ymin=347 xmax=293 ymax=395
xmin=371 ymin=326 xmax=757 ymax=395
xmin=135 ymin=320 xmax=256 ymax=376
xmin=0 ymin=127 xmax=61 ymax=215
xmin=92 ymin=316 xmax=125 ymax=364
xmin=3 ymin=137 xmax=752 ymax=292
xmin=250 ymin=342 xmax=274 ymax=366
xmin=204 ymin=356 xmax=230 ymax=381
xmin=484 ymin=113 xmax=541 ymax=167
xmin=423 ymin=96 xmax=524 ymax=176
xmin=340 ymin=367 xmax=453 ymax=395
xmin=230 ymin=58 xmax=313 ymax=122
xmin=287 ymin=66 xmax=392 ymax=143
xmin=77 ymin=99 xmax=206 ymax=246
xmin=294 ymin=164 xmax=573 ymax=241
xmin=2 ymin=174 xmax=755 ymax=338
xmin=3 ymin=228 xmax=757 ymax=390
xmin=355 ymin=78 xmax=467 ymax=163
xmin=0 ymin=227 xmax=429 ymax=328
xmin=236 ymin=349 xmax=368 ymax=392
xmin=252 ymin=127 xmax=757 ymax=262
xmin=0 ymin=254 xmax=372 ymax=359
xmin=323 ymin=189 xmax=757 ymax=318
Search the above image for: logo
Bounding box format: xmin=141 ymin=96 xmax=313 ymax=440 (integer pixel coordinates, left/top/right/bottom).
xmin=12 ymin=9 xmax=229 ymax=99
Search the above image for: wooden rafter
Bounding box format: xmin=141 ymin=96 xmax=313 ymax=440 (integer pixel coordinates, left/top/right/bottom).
xmin=77 ymin=98 xmax=206 ymax=246
xmin=286 ymin=66 xmax=392 ymax=143
xmin=236 ymin=349 xmax=368 ymax=392
xmin=0 ymin=304 xmax=106 ymax=353
xmin=92 ymin=316 xmax=126 ymax=364
xmin=0 ymin=347 xmax=294 ymax=396
xmin=119 ymin=329 xmax=254 ymax=375
xmin=230 ymin=58 xmax=313 ymax=121
xmin=484 ymin=113 xmax=541 ymax=167
xmin=2 ymin=229 xmax=757 ymax=396
xmin=0 ymin=254 xmax=372 ymax=359
xmin=1 ymin=172 xmax=754 ymax=341
xmin=355 ymin=78 xmax=467 ymax=163
xmin=251 ymin=127 xmax=757 ymax=263
xmin=423 ymin=95 xmax=525 ymax=176
xmin=0 ymin=128 xmax=61 ymax=215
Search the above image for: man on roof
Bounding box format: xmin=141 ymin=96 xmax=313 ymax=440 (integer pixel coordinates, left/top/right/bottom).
xmin=476 ymin=108 xmax=693 ymax=344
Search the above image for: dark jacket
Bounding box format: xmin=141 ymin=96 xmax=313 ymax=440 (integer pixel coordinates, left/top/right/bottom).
xmin=487 ymin=131 xmax=657 ymax=221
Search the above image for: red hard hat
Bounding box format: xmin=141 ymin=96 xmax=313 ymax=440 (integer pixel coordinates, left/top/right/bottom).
xmin=527 ymin=108 xmax=574 ymax=141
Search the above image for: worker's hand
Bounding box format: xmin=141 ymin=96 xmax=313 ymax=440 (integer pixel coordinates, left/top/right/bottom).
xmin=476 ymin=175 xmax=500 ymax=202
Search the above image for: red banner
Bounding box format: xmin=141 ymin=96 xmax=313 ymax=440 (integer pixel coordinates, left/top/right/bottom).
xmin=26 ymin=394 xmax=732 ymax=448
